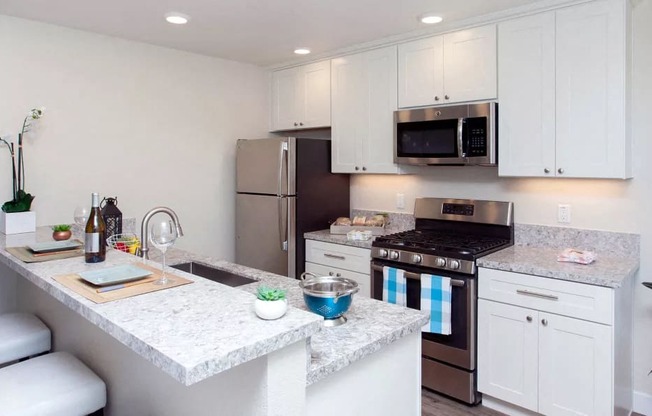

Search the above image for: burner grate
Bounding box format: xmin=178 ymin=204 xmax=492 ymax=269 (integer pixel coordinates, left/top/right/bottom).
xmin=375 ymin=230 xmax=509 ymax=255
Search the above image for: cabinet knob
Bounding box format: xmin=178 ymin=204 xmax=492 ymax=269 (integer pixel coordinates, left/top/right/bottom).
xmin=362 ymin=166 xmax=367 ymax=171
xmin=434 ymin=96 xmax=440 ymax=101
xmin=541 ymin=319 xmax=548 ymax=326
xmin=299 ymin=122 xmax=304 ymax=126
xmin=444 ymin=95 xmax=450 ymax=100
xmin=558 ymin=168 xmax=564 ymax=174
xmin=294 ymin=122 xmax=298 ymax=126
xmin=336 ymin=273 xmax=341 ymax=277
xmin=526 ymin=316 xmax=533 ymax=322
xmin=355 ymin=166 xmax=359 ymax=171
xmin=328 ymin=272 xmax=333 ymax=276
xmin=544 ymin=168 xmax=550 ymax=174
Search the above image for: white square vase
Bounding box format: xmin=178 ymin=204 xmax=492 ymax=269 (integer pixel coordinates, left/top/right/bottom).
xmin=0 ymin=211 xmax=36 ymax=235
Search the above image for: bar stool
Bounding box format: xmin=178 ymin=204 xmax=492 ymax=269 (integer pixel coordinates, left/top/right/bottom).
xmin=0 ymin=312 xmax=51 ymax=365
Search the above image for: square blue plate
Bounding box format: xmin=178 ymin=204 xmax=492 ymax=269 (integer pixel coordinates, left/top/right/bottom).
xmin=79 ymin=265 xmax=152 ymax=286
xmin=28 ymin=240 xmax=82 ymax=253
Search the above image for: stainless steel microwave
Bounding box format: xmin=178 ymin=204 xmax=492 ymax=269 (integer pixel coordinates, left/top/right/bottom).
xmin=394 ymin=102 xmax=497 ymax=166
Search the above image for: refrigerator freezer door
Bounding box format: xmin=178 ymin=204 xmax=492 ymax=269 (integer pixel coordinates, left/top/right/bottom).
xmin=236 ymin=138 xmax=296 ymax=196
xmin=236 ymin=193 xmax=296 ymax=277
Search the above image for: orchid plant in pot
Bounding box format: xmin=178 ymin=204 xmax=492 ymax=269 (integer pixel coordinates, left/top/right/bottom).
xmin=0 ymin=107 xmax=45 ymax=234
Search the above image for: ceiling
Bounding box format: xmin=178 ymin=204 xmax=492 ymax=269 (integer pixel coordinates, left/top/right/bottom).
xmin=0 ymin=0 xmax=547 ymax=67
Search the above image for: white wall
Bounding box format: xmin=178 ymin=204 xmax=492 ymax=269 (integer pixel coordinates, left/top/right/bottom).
xmin=0 ymin=15 xmax=269 ymax=260
xmin=352 ymin=0 xmax=652 ymax=403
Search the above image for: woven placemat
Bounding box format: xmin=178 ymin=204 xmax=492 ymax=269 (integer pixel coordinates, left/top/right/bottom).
xmin=6 ymin=242 xmax=84 ymax=263
xmin=52 ymin=264 xmax=193 ymax=304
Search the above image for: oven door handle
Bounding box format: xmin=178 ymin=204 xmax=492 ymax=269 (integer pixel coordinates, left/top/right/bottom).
xmin=457 ymin=118 xmax=466 ymax=158
xmin=371 ymin=264 xmax=465 ymax=287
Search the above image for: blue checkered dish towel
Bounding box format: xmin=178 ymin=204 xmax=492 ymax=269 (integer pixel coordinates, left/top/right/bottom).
xmin=420 ymin=274 xmax=452 ymax=335
xmin=382 ymin=266 xmax=407 ymax=307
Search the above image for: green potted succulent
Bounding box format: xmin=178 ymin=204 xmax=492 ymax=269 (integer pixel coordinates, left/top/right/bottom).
xmin=254 ymin=286 xmax=288 ymax=320
xmin=51 ymin=224 xmax=72 ymax=241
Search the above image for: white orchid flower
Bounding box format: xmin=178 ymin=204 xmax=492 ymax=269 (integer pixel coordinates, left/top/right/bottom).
xmin=29 ymin=107 xmax=45 ymax=120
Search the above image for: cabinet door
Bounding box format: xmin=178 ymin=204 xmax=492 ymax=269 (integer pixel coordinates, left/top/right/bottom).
xmin=497 ymin=13 xmax=556 ymax=177
xmin=478 ymin=300 xmax=538 ymax=412
xmin=398 ymin=36 xmax=444 ymax=108
xmin=331 ymin=54 xmax=362 ymax=173
xmin=271 ymin=67 xmax=300 ymax=131
xmin=301 ymin=60 xmax=331 ymax=129
xmin=443 ymin=24 xmax=497 ymax=104
xmin=538 ymin=313 xmax=612 ymax=415
xmin=359 ymin=46 xmax=399 ymax=174
xmin=305 ymin=262 xmax=370 ymax=298
xmin=555 ymin=0 xmax=630 ymax=178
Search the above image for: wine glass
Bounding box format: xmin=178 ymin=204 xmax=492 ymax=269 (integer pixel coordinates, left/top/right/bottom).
xmin=73 ymin=206 xmax=89 ymax=226
xmin=149 ymin=220 xmax=178 ymax=285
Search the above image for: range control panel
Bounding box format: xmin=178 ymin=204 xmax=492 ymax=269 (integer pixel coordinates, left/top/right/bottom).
xmin=442 ymin=203 xmax=474 ymax=216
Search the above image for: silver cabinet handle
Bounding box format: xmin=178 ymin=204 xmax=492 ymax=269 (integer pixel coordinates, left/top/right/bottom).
xmin=544 ymin=168 xmax=550 ymax=174
xmin=445 ymin=95 xmax=450 ymax=100
xmin=294 ymin=122 xmax=298 ymax=126
xmin=558 ymin=168 xmax=564 ymax=174
xmin=526 ymin=316 xmax=533 ymax=322
xmin=516 ymin=289 xmax=559 ymax=301
xmin=354 ymin=166 xmax=359 ymax=171
xmin=299 ymin=122 xmax=304 ymax=126
xmin=541 ymin=319 xmax=548 ymax=326
xmin=324 ymin=253 xmax=346 ymax=260
xmin=434 ymin=96 xmax=440 ymax=101
xmin=362 ymin=166 xmax=367 ymax=171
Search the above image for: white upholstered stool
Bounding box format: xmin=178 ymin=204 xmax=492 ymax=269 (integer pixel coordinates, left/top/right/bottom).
xmin=0 ymin=351 xmax=107 ymax=416
xmin=0 ymin=313 xmax=51 ymax=365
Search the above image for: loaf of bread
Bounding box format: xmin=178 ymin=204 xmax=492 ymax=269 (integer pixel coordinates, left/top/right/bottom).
xmin=352 ymin=216 xmax=367 ymax=226
xmin=333 ymin=217 xmax=352 ymax=226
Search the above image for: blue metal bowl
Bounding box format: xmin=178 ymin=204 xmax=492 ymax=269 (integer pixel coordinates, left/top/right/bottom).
xmin=299 ymin=273 xmax=359 ymax=320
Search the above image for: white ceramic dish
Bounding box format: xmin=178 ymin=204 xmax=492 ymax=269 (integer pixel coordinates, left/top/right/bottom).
xmin=28 ymin=240 xmax=82 ymax=253
xmin=79 ymin=265 xmax=152 ymax=286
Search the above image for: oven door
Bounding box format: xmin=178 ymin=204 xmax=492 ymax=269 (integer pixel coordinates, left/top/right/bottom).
xmin=370 ymin=260 xmax=476 ymax=371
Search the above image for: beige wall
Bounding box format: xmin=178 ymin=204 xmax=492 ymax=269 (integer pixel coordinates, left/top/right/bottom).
xmin=351 ymin=0 xmax=652 ymax=406
xmin=0 ymin=15 xmax=270 ymax=260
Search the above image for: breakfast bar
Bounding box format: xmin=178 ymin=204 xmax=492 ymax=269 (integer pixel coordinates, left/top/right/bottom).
xmin=0 ymin=228 xmax=428 ymax=416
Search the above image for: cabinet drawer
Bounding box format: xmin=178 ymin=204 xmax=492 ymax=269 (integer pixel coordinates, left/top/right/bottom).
xmin=478 ymin=268 xmax=613 ymax=325
xmin=305 ymin=262 xmax=370 ymax=298
xmin=305 ymin=240 xmax=370 ymax=274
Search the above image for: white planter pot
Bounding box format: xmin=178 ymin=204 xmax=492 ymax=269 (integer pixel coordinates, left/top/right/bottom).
xmin=0 ymin=211 xmax=36 ymax=235
xmin=255 ymin=299 xmax=288 ymax=320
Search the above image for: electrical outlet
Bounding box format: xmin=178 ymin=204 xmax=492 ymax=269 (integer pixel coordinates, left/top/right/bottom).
xmin=558 ymin=204 xmax=571 ymax=224
xmin=396 ymin=193 xmax=405 ymax=210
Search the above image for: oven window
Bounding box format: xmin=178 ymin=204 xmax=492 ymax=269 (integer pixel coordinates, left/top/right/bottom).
xmin=397 ymin=119 xmax=459 ymax=157
xmin=371 ymin=262 xmax=470 ymax=351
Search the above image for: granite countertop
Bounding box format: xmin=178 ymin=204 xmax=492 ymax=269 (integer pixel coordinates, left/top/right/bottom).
xmin=2 ymin=227 xmax=428 ymax=387
xmin=303 ymin=230 xmax=376 ymax=249
xmin=0 ymin=228 xmax=322 ymax=386
xmin=477 ymin=245 xmax=639 ymax=288
xmin=163 ymin=249 xmax=430 ymax=386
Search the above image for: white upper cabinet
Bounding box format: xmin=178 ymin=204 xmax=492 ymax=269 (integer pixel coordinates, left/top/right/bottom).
xmin=331 ymin=46 xmax=400 ymax=174
xmin=498 ymin=0 xmax=632 ymax=178
xmin=398 ymin=24 xmax=497 ymax=108
xmin=270 ymin=60 xmax=331 ymax=131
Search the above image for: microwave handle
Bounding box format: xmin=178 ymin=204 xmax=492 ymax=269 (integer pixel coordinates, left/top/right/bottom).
xmin=457 ymin=118 xmax=466 ymax=158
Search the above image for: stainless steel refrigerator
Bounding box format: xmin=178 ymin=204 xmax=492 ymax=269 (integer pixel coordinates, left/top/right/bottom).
xmin=236 ymin=137 xmax=349 ymax=278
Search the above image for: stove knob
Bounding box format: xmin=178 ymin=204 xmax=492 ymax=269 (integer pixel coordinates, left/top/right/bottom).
xmin=449 ymin=260 xmax=460 ymax=270
xmin=412 ymin=254 xmax=422 ymax=264
xmin=378 ymin=249 xmax=388 ymax=258
xmin=435 ymin=257 xmax=446 ymax=267
xmin=389 ymin=250 xmax=400 ymax=260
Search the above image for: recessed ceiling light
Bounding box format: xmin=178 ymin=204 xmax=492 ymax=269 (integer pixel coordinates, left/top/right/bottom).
xmin=294 ymin=48 xmax=311 ymax=55
xmin=420 ymin=14 xmax=443 ymax=24
xmin=165 ymin=13 xmax=190 ymax=25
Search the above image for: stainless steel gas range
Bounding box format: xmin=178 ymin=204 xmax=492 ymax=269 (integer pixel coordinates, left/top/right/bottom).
xmin=370 ymin=197 xmax=514 ymax=405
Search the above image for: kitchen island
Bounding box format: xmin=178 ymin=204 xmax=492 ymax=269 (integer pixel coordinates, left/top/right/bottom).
xmin=0 ymin=228 xmax=428 ymax=416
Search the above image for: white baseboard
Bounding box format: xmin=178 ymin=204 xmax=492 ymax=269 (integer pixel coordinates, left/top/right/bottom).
xmin=633 ymin=390 xmax=652 ymax=415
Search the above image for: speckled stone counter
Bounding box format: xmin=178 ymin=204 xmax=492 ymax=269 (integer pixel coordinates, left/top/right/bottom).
xmin=303 ymin=230 xmax=376 ymax=249
xmin=478 ymin=225 xmax=640 ymax=288
xmin=0 ymin=228 xmax=322 ymax=386
xmin=163 ymin=249 xmax=429 ymax=386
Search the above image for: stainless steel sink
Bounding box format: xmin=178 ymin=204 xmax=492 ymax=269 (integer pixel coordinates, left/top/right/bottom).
xmin=170 ymin=262 xmax=256 ymax=287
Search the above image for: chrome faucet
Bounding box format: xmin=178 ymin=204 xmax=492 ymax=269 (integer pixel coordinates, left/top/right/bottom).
xmin=140 ymin=206 xmax=184 ymax=259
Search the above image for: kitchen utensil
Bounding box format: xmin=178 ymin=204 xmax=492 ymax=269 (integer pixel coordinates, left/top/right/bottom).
xmin=299 ymin=272 xmax=359 ymax=326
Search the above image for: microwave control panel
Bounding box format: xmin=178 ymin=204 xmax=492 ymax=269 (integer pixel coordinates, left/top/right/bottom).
xmin=466 ymin=117 xmax=487 ymax=156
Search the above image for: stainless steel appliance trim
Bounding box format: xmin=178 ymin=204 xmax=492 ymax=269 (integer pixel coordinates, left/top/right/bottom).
xmin=286 ymin=137 xmax=297 ymax=196
xmin=278 ymin=196 xmax=288 ymax=251
xmin=324 ymin=253 xmax=346 ymax=260
xmin=422 ymin=357 xmax=478 ymax=405
xmin=371 ymin=247 xmax=476 ymax=275
xmin=413 ymin=197 xmax=514 ymax=226
xmin=287 ymin=196 xmax=296 ymax=278
xmin=516 ymin=289 xmax=559 ymax=301
xmin=277 ymin=141 xmax=285 ymax=197
xmin=370 ymin=264 xmax=464 ymax=287
xmin=457 ymin=118 xmax=465 ymax=158
xmin=394 ymin=104 xmax=469 ymax=122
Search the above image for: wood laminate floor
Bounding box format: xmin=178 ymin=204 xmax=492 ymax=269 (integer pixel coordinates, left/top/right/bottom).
xmin=422 ymin=389 xmax=644 ymax=416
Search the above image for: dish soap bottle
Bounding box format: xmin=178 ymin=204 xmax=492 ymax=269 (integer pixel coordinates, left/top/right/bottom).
xmin=85 ymin=192 xmax=106 ymax=263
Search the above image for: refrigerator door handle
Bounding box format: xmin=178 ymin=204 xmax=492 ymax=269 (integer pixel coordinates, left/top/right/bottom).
xmin=278 ymin=141 xmax=288 ymax=197
xmin=278 ymin=197 xmax=288 ymax=251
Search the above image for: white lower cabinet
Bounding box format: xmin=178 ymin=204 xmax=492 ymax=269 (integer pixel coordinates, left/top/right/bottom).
xmin=305 ymin=240 xmax=371 ymax=298
xmin=478 ymin=267 xmax=625 ymax=416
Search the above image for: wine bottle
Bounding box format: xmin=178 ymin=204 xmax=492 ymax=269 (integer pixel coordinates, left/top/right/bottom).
xmin=85 ymin=192 xmax=106 ymax=263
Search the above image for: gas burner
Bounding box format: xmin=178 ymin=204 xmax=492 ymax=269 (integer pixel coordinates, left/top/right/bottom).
xmin=375 ymin=230 xmax=509 ymax=257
